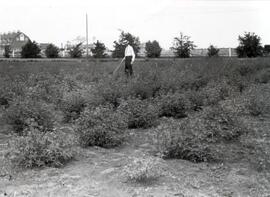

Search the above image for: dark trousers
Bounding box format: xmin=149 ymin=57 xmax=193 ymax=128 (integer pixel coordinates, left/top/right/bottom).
xmin=125 ymin=56 xmax=133 ymax=77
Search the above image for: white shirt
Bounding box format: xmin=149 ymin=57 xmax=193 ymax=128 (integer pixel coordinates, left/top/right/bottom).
xmin=125 ymin=45 xmax=135 ymax=62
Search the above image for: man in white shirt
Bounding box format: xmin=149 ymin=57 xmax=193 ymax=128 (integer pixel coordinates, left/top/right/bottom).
xmin=123 ymin=42 xmax=135 ymax=77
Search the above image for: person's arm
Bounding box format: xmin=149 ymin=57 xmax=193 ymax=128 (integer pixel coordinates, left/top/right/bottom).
xmin=131 ymin=47 xmax=135 ymax=64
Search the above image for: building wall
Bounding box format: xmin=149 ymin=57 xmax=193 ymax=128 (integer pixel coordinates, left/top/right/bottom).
xmin=0 ymin=31 xmax=30 ymax=57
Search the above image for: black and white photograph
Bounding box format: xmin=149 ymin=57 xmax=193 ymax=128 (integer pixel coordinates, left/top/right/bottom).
xmin=0 ymin=0 xmax=270 ymax=196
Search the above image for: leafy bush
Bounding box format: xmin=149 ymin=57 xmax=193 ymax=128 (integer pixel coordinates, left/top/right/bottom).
xmin=145 ymin=40 xmax=162 ymax=58
xmin=204 ymin=106 xmax=246 ymax=141
xmin=207 ymin=45 xmax=219 ymax=57
xmin=6 ymin=126 xmax=76 ymax=168
xmin=4 ymin=45 xmax=11 ymax=58
xmin=112 ymin=31 xmax=140 ymax=58
xmin=155 ymin=118 xmax=213 ymax=162
xmin=236 ymin=32 xmax=263 ymax=58
xmin=68 ymin=43 xmax=83 ymax=58
xmin=25 ymin=73 xmax=64 ymax=104
xmin=91 ymin=40 xmax=107 ymax=58
xmin=0 ymin=76 xmax=28 ymax=101
xmin=154 ymin=106 xmax=247 ymax=162
xmin=123 ymin=153 xmax=165 ymax=183
xmin=255 ymin=68 xmax=270 ymax=84
xmin=21 ymin=40 xmax=41 ymax=58
xmin=171 ymin=32 xmax=196 ymax=58
xmin=186 ymin=90 xmax=205 ymax=111
xmin=3 ymin=99 xmax=54 ymax=135
xmin=95 ymin=79 xmax=126 ymax=107
xmin=264 ymin=45 xmax=270 ymax=55
xmin=118 ymin=97 xmax=158 ymax=129
xmin=45 ymin=44 xmax=60 ymax=58
xmin=184 ymin=76 xmax=208 ymax=91
xmin=155 ymin=92 xmax=190 ymax=118
xmin=60 ymin=91 xmax=87 ymax=122
xmin=75 ymin=105 xmax=127 ymax=148
xmin=236 ymin=65 xmax=256 ymax=77
xmin=202 ymin=80 xmax=230 ymax=106
xmin=245 ymin=85 xmax=270 ymax=116
xmin=126 ymin=75 xmax=161 ymax=99
xmin=0 ymin=81 xmax=12 ymax=107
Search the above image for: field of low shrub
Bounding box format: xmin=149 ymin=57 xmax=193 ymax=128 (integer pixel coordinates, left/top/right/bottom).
xmin=0 ymin=58 xmax=269 ymax=171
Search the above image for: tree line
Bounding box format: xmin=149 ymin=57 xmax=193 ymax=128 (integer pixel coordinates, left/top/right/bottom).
xmin=3 ymin=31 xmax=270 ymax=58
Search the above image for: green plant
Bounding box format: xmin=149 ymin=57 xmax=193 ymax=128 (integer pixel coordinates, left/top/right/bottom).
xmin=118 ymin=97 xmax=158 ymax=129
xmin=236 ymin=65 xmax=255 ymax=77
xmin=255 ymin=68 xmax=270 ymax=84
xmin=4 ymin=45 xmax=11 ymax=58
xmin=155 ymin=92 xmax=190 ymax=118
xmin=126 ymin=75 xmax=161 ymax=99
xmin=91 ymin=40 xmax=107 ymax=58
xmin=236 ymin=32 xmax=263 ymax=58
xmin=25 ymin=73 xmax=64 ymax=104
xmin=75 ymin=105 xmax=128 ymax=148
xmin=3 ymin=99 xmax=54 ymax=135
xmin=155 ymin=106 xmax=247 ymax=162
xmin=264 ymin=45 xmax=270 ymax=55
xmin=5 ymin=126 xmax=76 ymax=168
xmin=145 ymin=40 xmax=162 ymax=58
xmin=155 ymin=118 xmax=213 ymax=162
xmin=186 ymin=90 xmax=205 ymax=111
xmin=207 ymin=45 xmax=219 ymax=57
xmin=68 ymin=43 xmax=83 ymax=58
xmin=171 ymin=32 xmax=196 ymax=58
xmin=21 ymin=40 xmax=41 ymax=58
xmin=204 ymin=106 xmax=246 ymax=142
xmin=45 ymin=44 xmax=60 ymax=58
xmin=245 ymin=84 xmax=270 ymax=116
xmin=123 ymin=153 xmax=165 ymax=183
xmin=95 ymin=79 xmax=126 ymax=107
xmin=202 ymin=80 xmax=230 ymax=106
xmin=60 ymin=91 xmax=87 ymax=122
xmin=112 ymin=31 xmax=140 ymax=58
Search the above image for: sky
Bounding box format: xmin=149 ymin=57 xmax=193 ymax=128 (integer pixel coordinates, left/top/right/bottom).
xmin=0 ymin=0 xmax=269 ymax=50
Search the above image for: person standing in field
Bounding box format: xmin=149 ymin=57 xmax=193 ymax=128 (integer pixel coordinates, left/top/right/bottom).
xmin=123 ymin=42 xmax=135 ymax=77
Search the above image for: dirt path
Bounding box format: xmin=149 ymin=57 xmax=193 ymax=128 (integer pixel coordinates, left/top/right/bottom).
xmin=1 ymin=124 xmax=270 ymax=196
xmin=1 ymin=146 xmax=269 ymax=197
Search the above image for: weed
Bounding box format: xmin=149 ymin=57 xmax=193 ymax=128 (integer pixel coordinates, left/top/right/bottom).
xmin=118 ymin=97 xmax=158 ymax=129
xmin=6 ymin=126 xmax=76 ymax=168
xmin=75 ymin=105 xmax=128 ymax=148
xmin=123 ymin=153 xmax=165 ymax=183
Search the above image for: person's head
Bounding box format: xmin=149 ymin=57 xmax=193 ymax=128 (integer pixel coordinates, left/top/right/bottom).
xmin=124 ymin=40 xmax=131 ymax=46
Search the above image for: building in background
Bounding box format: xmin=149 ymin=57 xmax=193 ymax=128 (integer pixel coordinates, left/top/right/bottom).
xmin=187 ymin=48 xmax=237 ymax=57
xmin=0 ymin=31 xmax=30 ymax=57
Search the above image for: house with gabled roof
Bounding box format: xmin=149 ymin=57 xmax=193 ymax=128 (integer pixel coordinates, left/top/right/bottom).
xmin=0 ymin=31 xmax=30 ymax=57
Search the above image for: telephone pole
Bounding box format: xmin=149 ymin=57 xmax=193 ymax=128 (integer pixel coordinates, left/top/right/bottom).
xmin=86 ymin=13 xmax=89 ymax=58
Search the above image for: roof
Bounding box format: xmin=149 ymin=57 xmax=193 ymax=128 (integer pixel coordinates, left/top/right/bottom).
xmin=0 ymin=31 xmax=30 ymax=50
xmin=39 ymin=43 xmax=51 ymax=50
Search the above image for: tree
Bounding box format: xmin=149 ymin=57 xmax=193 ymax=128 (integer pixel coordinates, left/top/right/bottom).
xmin=236 ymin=32 xmax=263 ymax=58
xmin=68 ymin=43 xmax=83 ymax=58
xmin=45 ymin=44 xmax=59 ymax=58
xmin=171 ymin=32 xmax=196 ymax=58
xmin=145 ymin=40 xmax=162 ymax=58
xmin=21 ymin=40 xmax=41 ymax=58
xmin=112 ymin=31 xmax=140 ymax=58
xmin=4 ymin=45 xmax=11 ymax=58
xmin=207 ymin=45 xmax=219 ymax=57
xmin=264 ymin=45 xmax=270 ymax=56
xmin=91 ymin=40 xmax=107 ymax=58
